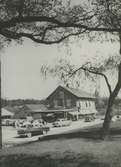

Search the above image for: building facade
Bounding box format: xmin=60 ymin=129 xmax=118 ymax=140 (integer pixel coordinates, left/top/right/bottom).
xmin=46 ymin=85 xmax=97 ymax=120
xmin=1 ymin=108 xmax=14 ymax=119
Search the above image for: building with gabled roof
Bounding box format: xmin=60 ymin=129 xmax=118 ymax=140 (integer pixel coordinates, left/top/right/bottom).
xmin=2 ymin=104 xmax=48 ymax=120
xmin=46 ymin=85 xmax=97 ymax=120
xmin=1 ymin=108 xmax=14 ymax=119
xmin=25 ymin=104 xmax=47 ymax=113
xmin=47 ymin=85 xmax=95 ymax=100
xmin=13 ymin=104 xmax=48 ymax=119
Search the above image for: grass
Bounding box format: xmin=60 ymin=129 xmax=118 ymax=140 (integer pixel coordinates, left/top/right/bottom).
xmin=1 ymin=121 xmax=121 ymax=167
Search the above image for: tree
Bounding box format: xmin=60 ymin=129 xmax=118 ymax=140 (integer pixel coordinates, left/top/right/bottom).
xmin=0 ymin=0 xmax=121 ymax=146
xmin=40 ymin=55 xmax=120 ymax=138
xmin=0 ymin=60 xmax=2 ymax=148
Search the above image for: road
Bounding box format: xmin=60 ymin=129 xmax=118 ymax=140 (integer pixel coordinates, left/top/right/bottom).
xmin=2 ymin=126 xmax=40 ymax=147
xmin=45 ymin=119 xmax=103 ymax=136
xmin=2 ymin=119 xmax=103 ymax=147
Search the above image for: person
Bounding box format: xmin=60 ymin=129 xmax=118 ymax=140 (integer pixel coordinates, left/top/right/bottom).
xmin=15 ymin=120 xmax=20 ymax=129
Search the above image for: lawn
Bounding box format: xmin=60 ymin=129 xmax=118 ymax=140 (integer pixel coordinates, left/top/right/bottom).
xmin=0 ymin=121 xmax=121 ymax=167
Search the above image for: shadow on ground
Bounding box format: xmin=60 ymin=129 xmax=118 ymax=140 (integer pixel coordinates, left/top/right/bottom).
xmin=39 ymin=126 xmax=121 ymax=142
xmin=0 ymin=153 xmax=110 ymax=167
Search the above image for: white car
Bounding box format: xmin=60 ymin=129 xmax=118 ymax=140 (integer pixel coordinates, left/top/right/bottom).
xmin=53 ymin=119 xmax=72 ymax=127
xmin=112 ymin=115 xmax=121 ymax=122
xmin=32 ymin=120 xmax=43 ymax=127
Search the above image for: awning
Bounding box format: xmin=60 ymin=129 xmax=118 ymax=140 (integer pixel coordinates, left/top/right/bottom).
xmin=79 ymin=110 xmax=98 ymax=115
xmin=68 ymin=110 xmax=98 ymax=116
xmin=68 ymin=111 xmax=78 ymax=116
xmin=47 ymin=108 xmax=77 ymax=112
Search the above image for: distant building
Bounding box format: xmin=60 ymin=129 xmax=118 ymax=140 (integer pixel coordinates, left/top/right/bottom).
xmin=13 ymin=104 xmax=48 ymax=119
xmin=1 ymin=108 xmax=14 ymax=119
xmin=46 ymin=85 xmax=97 ymax=120
xmin=25 ymin=104 xmax=47 ymax=119
xmin=2 ymin=104 xmax=48 ymax=120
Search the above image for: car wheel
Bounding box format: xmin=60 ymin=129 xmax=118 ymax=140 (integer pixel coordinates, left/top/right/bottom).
xmin=27 ymin=133 xmax=32 ymax=138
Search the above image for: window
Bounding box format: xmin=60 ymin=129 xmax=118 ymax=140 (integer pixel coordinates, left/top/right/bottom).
xmin=76 ymin=101 xmax=81 ymax=108
xmin=58 ymin=99 xmax=63 ymax=106
xmin=54 ymin=100 xmax=58 ymax=107
xmin=66 ymin=99 xmax=71 ymax=107
xmin=76 ymin=101 xmax=80 ymax=107
xmin=85 ymin=101 xmax=88 ymax=107
xmin=59 ymin=91 xmax=64 ymax=99
xmin=88 ymin=101 xmax=91 ymax=107
xmin=81 ymin=101 xmax=84 ymax=108
xmin=79 ymin=102 xmax=81 ymax=108
xmin=92 ymin=102 xmax=95 ymax=108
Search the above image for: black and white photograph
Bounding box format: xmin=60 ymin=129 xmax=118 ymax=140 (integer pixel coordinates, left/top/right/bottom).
xmin=0 ymin=0 xmax=121 ymax=167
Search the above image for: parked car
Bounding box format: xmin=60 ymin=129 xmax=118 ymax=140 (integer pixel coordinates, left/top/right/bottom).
xmin=84 ymin=116 xmax=95 ymax=122
xmin=17 ymin=126 xmax=43 ymax=138
xmin=17 ymin=123 xmax=50 ymax=137
xmin=17 ymin=126 xmax=50 ymax=137
xmin=32 ymin=120 xmax=44 ymax=127
xmin=53 ymin=119 xmax=72 ymax=127
xmin=112 ymin=115 xmax=121 ymax=122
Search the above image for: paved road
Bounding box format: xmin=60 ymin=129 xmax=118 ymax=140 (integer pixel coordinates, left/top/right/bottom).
xmin=47 ymin=119 xmax=103 ymax=135
xmin=2 ymin=126 xmax=40 ymax=147
xmin=2 ymin=119 xmax=103 ymax=147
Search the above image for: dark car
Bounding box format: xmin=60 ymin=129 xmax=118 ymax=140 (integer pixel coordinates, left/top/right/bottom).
xmin=17 ymin=125 xmax=50 ymax=137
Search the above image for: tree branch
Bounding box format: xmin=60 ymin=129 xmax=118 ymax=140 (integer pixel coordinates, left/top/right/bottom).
xmin=0 ymin=16 xmax=121 ymax=33
xmin=0 ymin=29 xmax=85 ymax=44
xmin=68 ymin=66 xmax=112 ymax=95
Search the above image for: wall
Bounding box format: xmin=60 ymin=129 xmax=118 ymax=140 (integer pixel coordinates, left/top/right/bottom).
xmin=76 ymin=100 xmax=96 ymax=110
xmin=47 ymin=87 xmax=77 ymax=109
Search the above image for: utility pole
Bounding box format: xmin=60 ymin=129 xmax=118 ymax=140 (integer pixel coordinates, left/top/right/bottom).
xmin=0 ymin=59 xmax=2 ymax=148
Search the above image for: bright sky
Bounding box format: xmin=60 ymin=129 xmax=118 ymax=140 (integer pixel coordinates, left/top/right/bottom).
xmin=1 ymin=37 xmax=120 ymax=100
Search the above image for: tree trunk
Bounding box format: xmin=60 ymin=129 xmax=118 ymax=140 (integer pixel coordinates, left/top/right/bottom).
xmin=0 ymin=60 xmax=2 ymax=148
xmin=101 ymin=95 xmax=115 ymax=139
xmin=101 ymin=63 xmax=121 ymax=139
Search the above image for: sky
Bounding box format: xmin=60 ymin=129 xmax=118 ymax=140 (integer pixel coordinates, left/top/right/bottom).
xmin=1 ymin=37 xmax=120 ymax=100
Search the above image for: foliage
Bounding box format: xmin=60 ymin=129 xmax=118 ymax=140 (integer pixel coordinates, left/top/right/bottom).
xmin=1 ymin=98 xmax=46 ymax=107
xmin=0 ymin=0 xmax=121 ymax=45
xmin=40 ymin=54 xmax=120 ymax=95
xmin=1 ymin=0 xmax=121 ymax=138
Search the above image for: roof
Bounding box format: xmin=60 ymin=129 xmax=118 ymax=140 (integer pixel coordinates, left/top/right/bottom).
xmin=63 ymin=86 xmax=95 ymax=99
xmin=2 ymin=108 xmax=14 ymax=116
xmin=25 ymin=104 xmax=47 ymax=112
xmin=47 ymin=108 xmax=78 ymax=112
xmin=3 ymin=106 xmax=18 ymax=113
xmin=47 ymin=85 xmax=95 ymax=100
xmin=3 ymin=104 xmax=48 ymax=115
